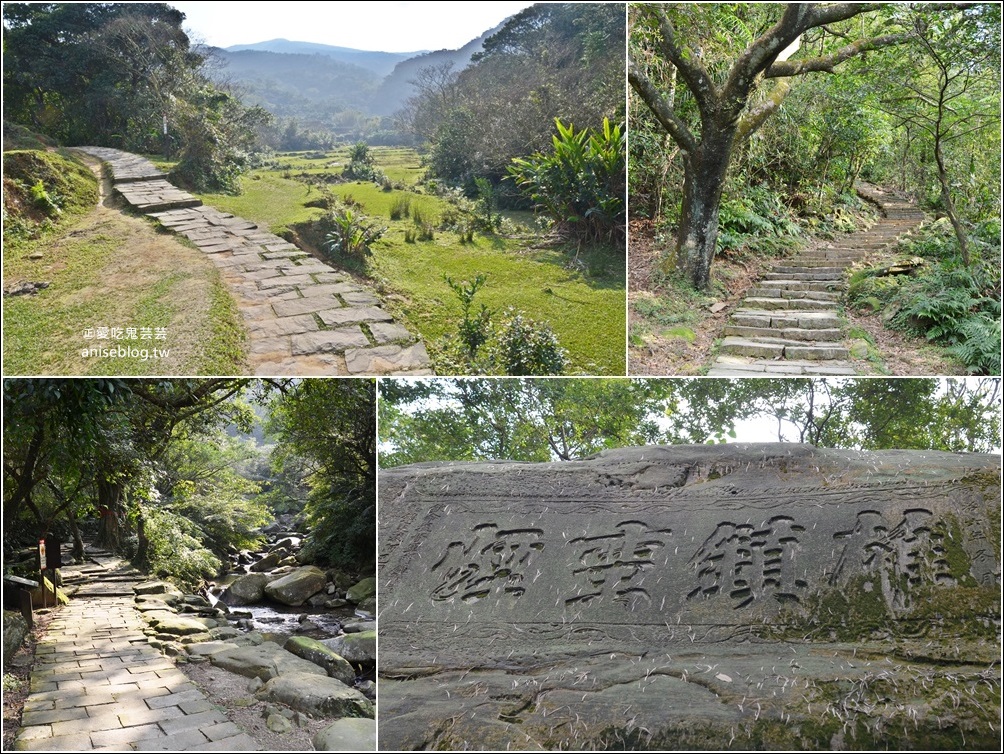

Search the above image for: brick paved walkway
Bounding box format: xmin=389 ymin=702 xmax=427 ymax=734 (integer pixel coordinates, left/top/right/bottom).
xmin=74 ymin=147 xmax=432 ymax=376
xmin=14 ymin=551 xmax=258 ymax=751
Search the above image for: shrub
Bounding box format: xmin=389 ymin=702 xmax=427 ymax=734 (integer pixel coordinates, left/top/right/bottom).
xmin=488 ymin=308 xmax=568 ymax=376
xmin=440 ymin=275 xmax=567 ymax=376
xmin=323 ymin=208 xmax=386 ymax=260
xmin=389 ymin=194 xmax=412 ymax=220
xmin=508 ymin=117 xmax=625 ymax=244
xmin=444 ymin=274 xmax=493 ymax=358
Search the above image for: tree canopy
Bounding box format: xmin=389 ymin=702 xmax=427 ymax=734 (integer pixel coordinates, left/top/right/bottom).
xmin=629 ymin=2 xmax=1000 ymax=290
xmin=379 ymin=378 xmax=1000 ymax=466
xmin=3 ymin=378 xmax=377 ymax=585
xmin=2 ymin=2 xmax=272 ymax=192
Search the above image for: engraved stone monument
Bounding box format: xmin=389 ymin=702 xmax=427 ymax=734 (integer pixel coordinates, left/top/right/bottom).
xmin=378 ymin=444 xmax=1000 ymax=750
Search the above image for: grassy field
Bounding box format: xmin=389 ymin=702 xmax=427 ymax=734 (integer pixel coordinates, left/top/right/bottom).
xmin=3 ymin=150 xmax=248 ymax=375
xmin=202 ymin=147 xmax=626 ymax=375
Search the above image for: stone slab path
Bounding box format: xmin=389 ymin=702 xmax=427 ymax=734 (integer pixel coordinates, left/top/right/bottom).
xmin=708 ymin=183 xmax=925 ymax=376
xmin=74 ymin=147 xmax=433 ymax=376
xmin=14 ymin=548 xmax=259 ymax=752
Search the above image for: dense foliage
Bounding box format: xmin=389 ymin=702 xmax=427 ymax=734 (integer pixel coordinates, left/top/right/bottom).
xmin=2 ymin=3 xmax=272 ymax=192
xmin=405 ymin=3 xmax=625 ymax=210
xmin=630 ymin=3 xmax=1000 ymax=290
xmin=266 ymin=380 xmax=376 ymax=569
xmin=509 ymin=118 xmax=625 ymax=244
xmin=3 ymin=379 xmax=377 ymax=585
xmin=380 ymin=378 xmax=1001 ymax=466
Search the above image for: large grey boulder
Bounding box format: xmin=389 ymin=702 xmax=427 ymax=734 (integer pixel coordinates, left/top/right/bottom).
xmin=3 ymin=611 xmax=29 ymax=663
xmin=345 ymin=577 xmax=376 ymax=604
xmin=377 ymin=444 xmax=1002 ymax=751
xmin=255 ymin=672 xmax=374 ymax=718
xmin=221 ymin=572 xmax=272 ymax=606
xmin=209 ymin=641 xmax=327 ymax=681
xmin=264 ymin=566 xmax=326 ymax=606
xmin=321 ymin=631 xmax=375 ymax=665
xmin=251 ymin=550 xmax=284 ymax=573
xmin=284 ymin=636 xmax=356 ymax=685
xmin=313 ymin=718 xmax=376 ymax=751
xmin=143 ymin=610 xmax=217 ymax=636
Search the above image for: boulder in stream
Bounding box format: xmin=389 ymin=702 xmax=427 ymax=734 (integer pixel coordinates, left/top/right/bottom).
xmin=313 ymin=717 xmax=376 ymax=751
xmin=284 ymin=636 xmax=356 ymax=685
xmin=210 ymin=640 xmax=327 ymax=681
xmin=221 ymin=572 xmax=272 ymax=606
xmin=255 ymin=671 xmax=374 ymax=719
xmin=264 ymin=566 xmax=326 ymax=606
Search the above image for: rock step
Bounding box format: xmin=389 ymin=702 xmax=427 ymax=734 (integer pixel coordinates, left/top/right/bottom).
xmin=749 ymin=287 xmax=842 ymax=302
xmin=707 ymin=360 xmax=858 ymax=376
xmin=742 ymin=297 xmax=839 ymax=311
xmin=731 ymin=310 xmax=843 ymax=329
xmin=763 ymin=271 xmax=843 ymax=282
xmin=718 ymin=337 xmax=850 ymax=360
xmin=772 ymin=266 xmax=846 ymax=275
xmin=724 ymin=324 xmax=844 ymax=342
xmin=756 ymin=279 xmax=845 ymax=292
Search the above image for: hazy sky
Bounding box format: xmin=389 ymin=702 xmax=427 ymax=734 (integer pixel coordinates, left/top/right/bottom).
xmin=171 ymin=1 xmax=537 ymax=51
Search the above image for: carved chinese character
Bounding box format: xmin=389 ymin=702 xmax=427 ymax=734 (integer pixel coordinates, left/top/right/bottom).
xmin=687 ymin=515 xmax=806 ymax=609
xmin=430 ymin=524 xmax=544 ymax=605
xmin=567 ymin=520 xmax=672 ymax=609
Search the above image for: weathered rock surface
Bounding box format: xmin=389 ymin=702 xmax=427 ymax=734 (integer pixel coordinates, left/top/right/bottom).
xmin=313 ymin=717 xmax=377 ymax=751
xmin=284 ymin=636 xmax=356 ymax=685
xmin=142 ymin=610 xmax=217 ymax=636
xmin=3 ymin=611 xmax=29 ymax=662
xmin=378 ymin=444 xmax=1001 ymax=750
xmin=221 ymin=572 xmax=272 ymax=605
xmin=264 ymin=566 xmax=327 ymax=606
xmin=346 ymin=577 xmax=376 ymax=604
xmin=255 ymin=672 xmax=375 ymax=719
xmin=209 ymin=640 xmax=327 ymax=681
xmin=322 ymin=631 xmax=375 ymax=665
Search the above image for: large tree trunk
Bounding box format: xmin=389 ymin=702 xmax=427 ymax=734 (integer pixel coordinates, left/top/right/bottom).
xmin=135 ymin=506 xmax=149 ymax=570
xmin=94 ymin=478 xmax=125 ymax=551
xmin=674 ymin=127 xmax=735 ymax=290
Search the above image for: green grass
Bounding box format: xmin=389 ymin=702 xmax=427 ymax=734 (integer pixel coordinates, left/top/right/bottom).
xmin=3 ymin=205 xmax=248 ymax=376
xmin=193 ymin=147 xmax=626 ymax=374
xmin=198 ymin=172 xmax=327 ymax=236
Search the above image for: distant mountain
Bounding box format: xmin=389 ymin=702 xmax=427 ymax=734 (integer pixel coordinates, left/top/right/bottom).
xmin=211 ymin=48 xmax=381 ymax=122
xmin=209 ymin=19 xmax=513 ymax=130
xmin=225 ymin=39 xmax=425 ymax=77
xmin=369 ymin=20 xmax=507 ymax=116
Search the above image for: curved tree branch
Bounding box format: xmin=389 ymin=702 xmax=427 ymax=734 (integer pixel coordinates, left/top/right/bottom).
xmin=629 ymin=62 xmax=698 ymax=154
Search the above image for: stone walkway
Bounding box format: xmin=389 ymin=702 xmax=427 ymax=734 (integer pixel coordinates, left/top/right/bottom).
xmin=14 ymin=548 xmax=258 ymax=752
xmin=74 ymin=147 xmax=432 ymax=376
xmin=708 ymin=183 xmax=925 ymax=376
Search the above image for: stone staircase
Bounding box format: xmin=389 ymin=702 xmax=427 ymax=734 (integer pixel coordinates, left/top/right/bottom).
xmin=707 ymin=184 xmax=925 ymax=376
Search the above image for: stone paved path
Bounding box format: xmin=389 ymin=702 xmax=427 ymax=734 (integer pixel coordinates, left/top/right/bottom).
xmin=14 ymin=548 xmax=258 ymax=752
xmin=708 ymin=183 xmax=926 ymax=376
xmin=74 ymin=147 xmax=433 ymax=376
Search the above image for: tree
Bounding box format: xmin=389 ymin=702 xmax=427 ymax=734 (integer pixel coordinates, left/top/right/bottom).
xmin=2 ymin=3 xmax=272 ymax=192
xmin=380 ymin=379 xmax=674 ymax=466
xmin=2 ymin=3 xmax=197 ymax=148
xmin=876 ymin=5 xmax=1000 ymax=265
xmin=379 ymin=378 xmax=1001 ymax=467
xmin=629 ymin=3 xmax=974 ymax=290
xmin=267 ymin=380 xmax=376 ymax=569
xmin=410 ymin=3 xmax=625 ymax=197
xmin=3 ymin=378 xmax=263 ymax=577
